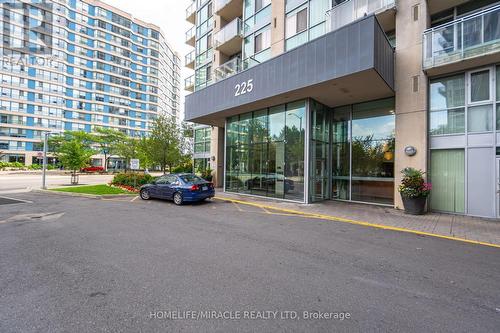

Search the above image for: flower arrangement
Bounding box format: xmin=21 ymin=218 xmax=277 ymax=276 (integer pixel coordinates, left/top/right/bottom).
xmin=398 ymin=167 xmax=431 ymax=198
xmin=109 ymin=183 xmax=139 ymax=193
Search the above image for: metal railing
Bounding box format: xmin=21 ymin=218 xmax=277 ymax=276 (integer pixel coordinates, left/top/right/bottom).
xmin=326 ymin=0 xmax=396 ymax=32
xmin=214 ymin=18 xmax=243 ymax=48
xmin=423 ymin=4 xmax=500 ymax=70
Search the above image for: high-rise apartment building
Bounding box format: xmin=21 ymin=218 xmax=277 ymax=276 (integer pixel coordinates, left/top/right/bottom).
xmin=185 ymin=0 xmax=500 ymax=218
xmin=0 ymin=0 xmax=181 ymax=168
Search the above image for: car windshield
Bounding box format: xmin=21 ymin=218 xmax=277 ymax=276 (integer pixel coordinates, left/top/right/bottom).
xmin=180 ymin=174 xmax=204 ymax=183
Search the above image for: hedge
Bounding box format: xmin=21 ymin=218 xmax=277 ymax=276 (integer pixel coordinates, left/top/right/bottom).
xmin=111 ymin=172 xmax=154 ymax=189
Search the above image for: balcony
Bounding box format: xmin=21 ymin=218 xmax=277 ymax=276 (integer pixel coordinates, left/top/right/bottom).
xmin=423 ymin=4 xmax=500 ymax=75
xmin=215 ymin=0 xmax=243 ymax=22
xmin=185 ymin=26 xmax=195 ymax=47
xmin=213 ymin=57 xmax=242 ymax=82
xmin=185 ymin=75 xmax=195 ymax=92
xmin=327 ymin=0 xmax=396 ymax=33
xmin=185 ymin=50 xmax=195 ymax=69
xmin=213 ymin=57 xmax=261 ymax=83
xmin=214 ymin=18 xmax=243 ymax=56
xmin=186 ymin=1 xmax=196 ymax=24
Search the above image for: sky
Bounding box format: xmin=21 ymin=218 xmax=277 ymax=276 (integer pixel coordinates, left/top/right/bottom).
xmin=104 ymin=0 xmax=193 ymax=120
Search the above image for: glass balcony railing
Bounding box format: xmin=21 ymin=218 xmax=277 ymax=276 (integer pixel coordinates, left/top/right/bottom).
xmin=326 ymin=0 xmax=395 ymax=32
xmin=185 ymin=75 xmax=195 ymax=91
xmin=186 ymin=1 xmax=196 ymax=22
xmin=214 ymin=18 xmax=243 ymax=49
xmin=423 ymin=4 xmax=500 ymax=70
xmin=185 ymin=50 xmax=195 ymax=68
xmin=214 ymin=57 xmax=242 ymax=82
xmin=185 ymin=26 xmax=195 ymax=44
xmin=212 ymin=56 xmax=261 ymax=83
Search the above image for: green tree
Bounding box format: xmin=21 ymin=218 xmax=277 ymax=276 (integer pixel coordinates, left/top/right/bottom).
xmin=92 ymin=127 xmax=126 ymax=171
xmin=115 ymin=136 xmax=141 ymax=173
xmin=143 ymin=115 xmax=181 ymax=174
xmin=58 ymin=141 xmax=94 ymax=175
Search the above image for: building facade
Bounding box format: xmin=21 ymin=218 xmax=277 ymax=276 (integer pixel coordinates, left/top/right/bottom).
xmin=0 ymin=0 xmax=181 ymax=167
xmin=185 ymin=0 xmax=500 ymax=218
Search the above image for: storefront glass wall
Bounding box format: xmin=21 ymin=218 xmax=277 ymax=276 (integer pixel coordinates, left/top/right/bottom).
xmin=311 ymin=97 xmax=396 ymax=205
xmin=225 ymin=100 xmax=306 ymax=201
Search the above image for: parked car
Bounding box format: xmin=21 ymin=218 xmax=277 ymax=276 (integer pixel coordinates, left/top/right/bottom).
xmin=139 ymin=173 xmax=215 ymax=205
xmin=81 ymin=166 xmax=104 ymax=173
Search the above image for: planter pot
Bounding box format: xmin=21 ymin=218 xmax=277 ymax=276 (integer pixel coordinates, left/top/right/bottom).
xmin=401 ymin=195 xmax=427 ymax=215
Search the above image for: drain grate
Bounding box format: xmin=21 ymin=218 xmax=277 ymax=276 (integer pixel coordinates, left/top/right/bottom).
xmin=0 ymin=197 xmax=28 ymax=206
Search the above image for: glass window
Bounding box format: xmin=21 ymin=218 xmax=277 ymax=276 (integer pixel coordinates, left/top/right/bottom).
xmin=296 ymin=8 xmax=308 ymax=33
xmin=430 ymin=74 xmax=465 ymax=110
xmin=310 ymin=100 xmax=330 ymax=201
xmin=285 ymin=101 xmax=305 ymax=200
xmin=468 ymin=104 xmax=493 ymax=132
xmin=430 ymin=108 xmax=465 ymax=135
xmin=310 ymin=0 xmax=330 ymax=27
xmin=332 ymin=106 xmax=350 ymax=200
xmin=225 ymin=100 xmax=306 ymax=202
xmin=470 ymin=70 xmax=490 ymax=102
xmin=268 ymin=105 xmax=285 ymax=141
xmin=350 ymin=98 xmax=395 ymax=205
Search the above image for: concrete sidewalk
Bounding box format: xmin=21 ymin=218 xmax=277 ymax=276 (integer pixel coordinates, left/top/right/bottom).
xmin=215 ymin=191 xmax=500 ymax=247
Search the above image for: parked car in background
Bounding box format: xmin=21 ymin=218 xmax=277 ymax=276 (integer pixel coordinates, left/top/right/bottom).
xmin=139 ymin=173 xmax=214 ymax=205
xmin=81 ymin=166 xmax=105 ymax=173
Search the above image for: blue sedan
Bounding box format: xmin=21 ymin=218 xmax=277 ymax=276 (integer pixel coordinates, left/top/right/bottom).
xmin=139 ymin=173 xmax=215 ymax=205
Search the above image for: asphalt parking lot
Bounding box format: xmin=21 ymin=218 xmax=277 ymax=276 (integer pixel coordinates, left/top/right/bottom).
xmin=0 ymin=192 xmax=499 ymax=332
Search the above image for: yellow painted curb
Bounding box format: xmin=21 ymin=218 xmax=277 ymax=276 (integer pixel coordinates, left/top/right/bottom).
xmin=214 ymin=197 xmax=500 ymax=249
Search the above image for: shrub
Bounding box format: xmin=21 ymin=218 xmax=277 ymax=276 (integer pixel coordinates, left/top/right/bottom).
xmin=28 ymin=164 xmax=42 ymax=170
xmin=171 ymin=161 xmax=193 ymax=174
xmin=0 ymin=162 xmax=26 ymax=170
xmin=398 ymin=167 xmax=431 ymax=198
xmin=111 ymin=172 xmax=154 ymax=189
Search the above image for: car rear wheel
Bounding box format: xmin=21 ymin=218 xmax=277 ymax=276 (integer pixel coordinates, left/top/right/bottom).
xmin=140 ymin=189 xmax=150 ymax=200
xmin=173 ymin=192 xmax=183 ymax=205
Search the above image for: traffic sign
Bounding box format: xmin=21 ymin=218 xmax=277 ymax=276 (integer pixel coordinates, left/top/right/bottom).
xmin=130 ymin=159 xmax=140 ymax=170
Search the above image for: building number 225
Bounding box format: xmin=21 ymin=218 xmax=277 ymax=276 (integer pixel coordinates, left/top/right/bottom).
xmin=234 ymin=79 xmax=254 ymax=97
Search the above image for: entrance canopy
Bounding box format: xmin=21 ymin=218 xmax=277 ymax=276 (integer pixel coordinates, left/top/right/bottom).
xmin=185 ymin=15 xmax=395 ymax=127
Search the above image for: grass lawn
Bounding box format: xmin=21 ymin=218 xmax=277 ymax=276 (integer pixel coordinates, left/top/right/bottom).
xmin=50 ymin=184 xmax=133 ymax=195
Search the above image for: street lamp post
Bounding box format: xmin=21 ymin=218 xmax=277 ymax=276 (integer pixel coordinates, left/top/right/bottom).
xmin=42 ymin=131 xmax=56 ymax=189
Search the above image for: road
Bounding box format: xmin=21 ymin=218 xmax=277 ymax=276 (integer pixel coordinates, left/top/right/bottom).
xmin=0 ymin=192 xmax=499 ymax=332
xmin=0 ymin=173 xmax=114 ymax=192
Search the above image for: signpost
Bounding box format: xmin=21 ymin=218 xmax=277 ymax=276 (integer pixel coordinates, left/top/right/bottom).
xmin=130 ymin=159 xmax=140 ymax=170
xmin=130 ymin=159 xmax=140 ymax=189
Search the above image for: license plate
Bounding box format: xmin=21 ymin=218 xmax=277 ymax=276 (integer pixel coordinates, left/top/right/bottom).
xmin=202 ymin=186 xmax=208 ymax=191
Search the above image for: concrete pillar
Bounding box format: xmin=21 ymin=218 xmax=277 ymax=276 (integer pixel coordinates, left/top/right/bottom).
xmin=394 ymin=0 xmax=429 ymax=209
xmin=271 ymin=0 xmax=285 ymax=57
xmin=210 ymin=126 xmax=225 ymax=187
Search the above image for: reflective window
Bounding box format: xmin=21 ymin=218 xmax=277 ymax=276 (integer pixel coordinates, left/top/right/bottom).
xmin=470 ymin=70 xmax=490 ymax=102
xmin=225 ymin=100 xmax=306 ymax=201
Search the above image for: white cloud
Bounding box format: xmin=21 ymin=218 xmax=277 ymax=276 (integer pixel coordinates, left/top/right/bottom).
xmin=103 ymin=0 xmax=193 ymax=121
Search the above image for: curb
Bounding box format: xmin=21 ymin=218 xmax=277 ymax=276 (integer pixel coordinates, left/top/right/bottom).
xmin=214 ymin=196 xmax=500 ymax=249
xmin=32 ymin=188 xmax=136 ymax=199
